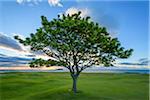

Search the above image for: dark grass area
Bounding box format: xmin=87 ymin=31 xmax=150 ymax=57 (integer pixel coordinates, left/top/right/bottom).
xmin=0 ymin=72 xmax=149 ymax=100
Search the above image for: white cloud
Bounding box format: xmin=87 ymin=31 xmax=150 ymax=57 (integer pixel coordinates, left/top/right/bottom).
xmin=16 ymin=0 xmax=63 ymax=7
xmin=16 ymin=0 xmax=24 ymax=4
xmin=65 ymin=7 xmax=90 ymax=18
xmin=16 ymin=0 xmax=42 ymax=5
xmin=48 ymin=0 xmax=63 ymax=7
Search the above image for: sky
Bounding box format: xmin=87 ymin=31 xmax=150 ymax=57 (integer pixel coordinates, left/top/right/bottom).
xmin=0 ymin=0 xmax=149 ymax=67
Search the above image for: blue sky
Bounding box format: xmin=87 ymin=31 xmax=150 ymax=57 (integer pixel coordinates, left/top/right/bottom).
xmin=0 ymin=0 xmax=149 ymax=67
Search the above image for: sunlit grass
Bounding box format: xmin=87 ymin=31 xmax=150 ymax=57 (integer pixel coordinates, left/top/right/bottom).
xmin=0 ymin=72 xmax=149 ymax=100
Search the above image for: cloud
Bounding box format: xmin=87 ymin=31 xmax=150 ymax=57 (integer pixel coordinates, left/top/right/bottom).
xmin=0 ymin=55 xmax=32 ymax=67
xmin=118 ymin=58 xmax=150 ymax=66
xmin=0 ymin=53 xmax=7 ymax=57
xmin=0 ymin=33 xmax=23 ymax=51
xmin=16 ymin=0 xmax=63 ymax=7
xmin=87 ymin=9 xmax=119 ymax=36
xmin=119 ymin=62 xmax=145 ymax=66
xmin=25 ymin=54 xmax=36 ymax=57
xmin=65 ymin=7 xmax=118 ymax=36
xmin=16 ymin=0 xmax=43 ymax=6
xmin=0 ymin=52 xmax=51 ymax=67
xmin=138 ymin=58 xmax=150 ymax=65
xmin=65 ymin=7 xmax=90 ymax=18
xmin=98 ymin=14 xmax=119 ymax=35
xmin=48 ymin=0 xmax=63 ymax=7
xmin=16 ymin=0 xmax=24 ymax=4
xmin=0 ymin=33 xmax=51 ymax=60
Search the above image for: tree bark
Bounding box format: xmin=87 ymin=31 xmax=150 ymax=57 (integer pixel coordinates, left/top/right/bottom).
xmin=71 ymin=74 xmax=78 ymax=93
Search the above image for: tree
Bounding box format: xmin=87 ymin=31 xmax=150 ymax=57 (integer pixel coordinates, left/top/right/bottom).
xmin=14 ymin=11 xmax=133 ymax=93
xmin=29 ymin=58 xmax=67 ymax=67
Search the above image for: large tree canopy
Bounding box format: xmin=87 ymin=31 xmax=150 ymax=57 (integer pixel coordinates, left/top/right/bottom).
xmin=14 ymin=11 xmax=133 ymax=93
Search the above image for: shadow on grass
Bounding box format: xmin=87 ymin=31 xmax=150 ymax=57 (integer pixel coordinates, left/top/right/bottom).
xmin=27 ymin=87 xmax=115 ymax=100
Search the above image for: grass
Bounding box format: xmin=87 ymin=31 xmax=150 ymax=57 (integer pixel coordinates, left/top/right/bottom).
xmin=0 ymin=72 xmax=149 ymax=100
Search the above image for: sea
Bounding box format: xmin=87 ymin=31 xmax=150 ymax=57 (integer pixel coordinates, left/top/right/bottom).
xmin=0 ymin=67 xmax=149 ymax=74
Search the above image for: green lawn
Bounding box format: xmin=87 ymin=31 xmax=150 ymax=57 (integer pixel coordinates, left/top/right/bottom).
xmin=0 ymin=72 xmax=149 ymax=100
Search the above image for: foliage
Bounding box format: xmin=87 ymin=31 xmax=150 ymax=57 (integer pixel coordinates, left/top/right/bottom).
xmin=14 ymin=11 xmax=133 ymax=74
xmin=29 ymin=58 xmax=67 ymax=67
xmin=14 ymin=11 xmax=133 ymax=93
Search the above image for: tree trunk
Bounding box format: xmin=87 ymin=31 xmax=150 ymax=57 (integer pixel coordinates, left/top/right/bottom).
xmin=71 ymin=74 xmax=78 ymax=93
